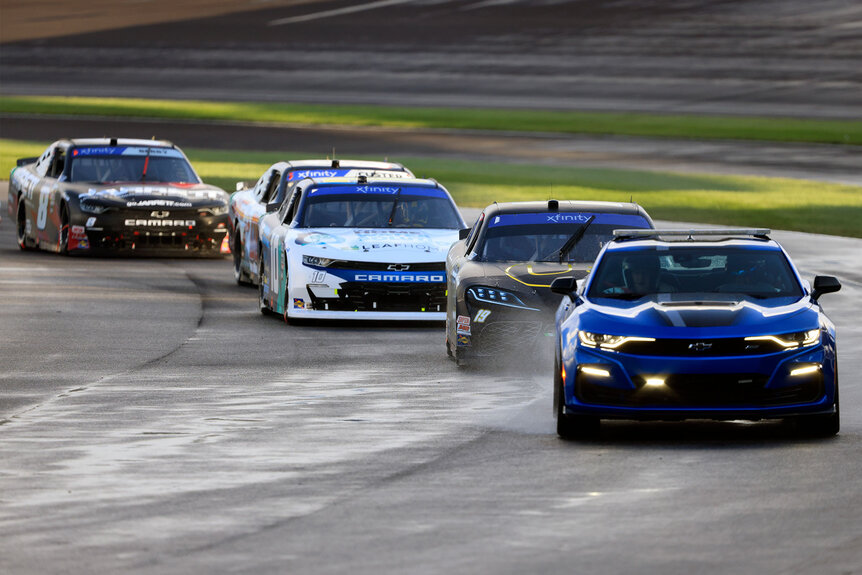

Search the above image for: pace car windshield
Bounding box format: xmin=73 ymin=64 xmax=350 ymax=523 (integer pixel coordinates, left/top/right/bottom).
xmin=478 ymin=212 xmax=652 ymax=262
xmin=68 ymin=146 xmax=200 ymax=184
xmin=300 ymin=186 xmax=462 ymax=229
xmin=588 ymin=246 xmax=804 ymax=300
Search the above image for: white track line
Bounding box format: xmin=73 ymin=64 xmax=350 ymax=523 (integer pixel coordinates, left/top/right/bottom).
xmin=269 ymin=0 xmax=415 ymax=26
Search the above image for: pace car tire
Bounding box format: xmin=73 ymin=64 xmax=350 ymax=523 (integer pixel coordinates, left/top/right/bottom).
xmin=555 ymin=352 xmax=600 ymax=439
xmin=16 ymin=197 xmax=34 ymax=250
xmin=58 ymin=202 xmax=69 ymax=255
xmin=233 ymin=234 xmax=252 ymax=286
xmin=793 ymin=377 xmax=840 ymax=438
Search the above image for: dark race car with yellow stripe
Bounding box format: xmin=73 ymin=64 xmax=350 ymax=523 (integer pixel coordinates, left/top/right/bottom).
xmin=445 ymin=200 xmax=654 ymax=364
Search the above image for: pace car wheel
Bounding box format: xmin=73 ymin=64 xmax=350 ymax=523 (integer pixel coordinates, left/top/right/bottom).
xmin=58 ymin=202 xmax=69 ymax=255
xmin=16 ymin=197 xmax=34 ymax=250
xmin=555 ymin=353 xmax=599 ymax=440
xmin=793 ymin=377 xmax=840 ymax=438
xmin=233 ymin=234 xmax=252 ymax=286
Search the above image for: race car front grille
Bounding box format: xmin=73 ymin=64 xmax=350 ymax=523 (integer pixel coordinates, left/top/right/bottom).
xmin=620 ymin=337 xmax=794 ymax=357
xmin=325 ymin=261 xmax=445 ymax=272
xmin=309 ymin=282 xmax=446 ymax=313
xmin=474 ymin=321 xmax=543 ymax=356
xmin=577 ymin=372 xmax=823 ymax=407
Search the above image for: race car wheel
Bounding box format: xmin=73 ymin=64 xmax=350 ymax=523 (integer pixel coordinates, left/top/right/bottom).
xmin=233 ymin=234 xmax=252 ymax=286
xmin=16 ymin=197 xmax=34 ymax=250
xmin=58 ymin=202 xmax=70 ymax=255
xmin=793 ymin=378 xmax=839 ymax=438
xmin=555 ymin=354 xmax=599 ymax=440
xmin=258 ymin=261 xmax=273 ymax=316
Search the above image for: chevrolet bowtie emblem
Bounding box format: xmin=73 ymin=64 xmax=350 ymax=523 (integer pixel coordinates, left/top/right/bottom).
xmin=387 ymin=264 xmax=410 ymax=271
xmin=150 ymin=211 xmax=170 ymax=218
xmin=689 ymin=342 xmax=713 ymax=351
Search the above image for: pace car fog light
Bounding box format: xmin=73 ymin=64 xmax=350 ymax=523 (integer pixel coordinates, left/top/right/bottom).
xmin=580 ymin=366 xmax=610 ymax=378
xmin=644 ymin=378 xmax=666 ymax=387
xmin=789 ymin=364 xmax=820 ymax=377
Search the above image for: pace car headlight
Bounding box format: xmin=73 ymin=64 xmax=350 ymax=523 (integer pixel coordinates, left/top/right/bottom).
xmin=302 ymin=255 xmax=337 ymax=268
xmin=79 ymin=201 xmax=109 ymax=214
xmin=466 ymin=286 xmax=539 ymax=311
xmin=745 ymin=329 xmax=820 ymax=349
xmin=578 ymin=331 xmax=655 ymax=351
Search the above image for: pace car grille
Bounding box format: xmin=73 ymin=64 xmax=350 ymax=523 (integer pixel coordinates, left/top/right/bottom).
xmin=577 ymin=372 xmax=823 ymax=407
xmin=308 ymin=282 xmax=446 ymax=312
xmin=474 ymin=321 xmax=543 ymax=356
xmin=620 ymin=337 xmax=794 ymax=357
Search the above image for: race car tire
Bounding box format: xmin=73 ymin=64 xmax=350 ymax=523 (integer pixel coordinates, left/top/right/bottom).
xmin=258 ymin=261 xmax=273 ymax=316
xmin=555 ymin=353 xmax=599 ymax=439
xmin=58 ymin=202 xmax=69 ymax=255
xmin=16 ymin=197 xmax=35 ymax=251
xmin=793 ymin=378 xmax=839 ymax=438
xmin=233 ymin=234 xmax=252 ymax=286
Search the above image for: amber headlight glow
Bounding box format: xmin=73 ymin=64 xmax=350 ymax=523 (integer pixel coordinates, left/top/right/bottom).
xmin=745 ymin=329 xmax=820 ymax=349
xmin=578 ymin=331 xmax=655 ymax=350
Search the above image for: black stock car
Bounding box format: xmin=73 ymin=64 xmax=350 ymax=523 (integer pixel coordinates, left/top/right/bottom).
xmin=8 ymin=138 xmax=230 ymax=256
xmin=445 ymin=200 xmax=654 ymax=364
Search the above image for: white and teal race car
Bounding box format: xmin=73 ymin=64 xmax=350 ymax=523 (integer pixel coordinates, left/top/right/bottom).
xmin=257 ymin=176 xmax=466 ymax=322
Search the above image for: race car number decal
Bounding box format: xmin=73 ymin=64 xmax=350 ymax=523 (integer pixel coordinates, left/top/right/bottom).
xmin=474 ymin=309 xmax=491 ymax=323
xmin=36 ymin=186 xmax=51 ymax=230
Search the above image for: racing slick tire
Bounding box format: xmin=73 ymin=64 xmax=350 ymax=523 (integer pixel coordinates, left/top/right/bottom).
xmin=259 ymin=261 xmax=274 ymax=316
xmin=233 ymin=234 xmax=253 ymax=286
xmin=58 ymin=202 xmax=70 ymax=255
xmin=16 ymin=198 xmax=35 ymax=250
xmin=793 ymin=378 xmax=839 ymax=438
xmin=555 ymin=352 xmax=600 ymax=440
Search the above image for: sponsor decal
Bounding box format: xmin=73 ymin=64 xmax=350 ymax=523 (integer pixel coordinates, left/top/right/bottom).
xmin=457 ymin=315 xmax=471 ymax=326
xmin=293 ymin=298 xmax=306 ymax=309
xmin=86 ymin=217 xmax=97 ymax=227
xmin=290 ymin=169 xmax=339 ymax=180
xmin=125 ymin=219 xmax=196 ymax=227
xmin=70 ymin=225 xmax=87 ymax=239
xmin=457 ymin=324 xmax=471 ymax=335
xmin=488 ymin=212 xmax=651 ymax=228
xmin=546 ymin=213 xmax=591 ymax=223
xmin=356 ymin=186 xmax=399 ymax=194
xmin=474 ymin=309 xmax=492 ymax=323
xmin=354 ymin=273 xmax=444 ymax=283
xmin=457 ymin=334 xmax=470 ymax=347
xmin=126 ymin=200 xmax=193 ymax=207
xmin=72 ymin=146 xmax=184 ymax=158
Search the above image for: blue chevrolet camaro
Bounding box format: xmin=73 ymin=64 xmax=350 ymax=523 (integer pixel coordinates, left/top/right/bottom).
xmin=552 ymin=229 xmax=842 ymax=438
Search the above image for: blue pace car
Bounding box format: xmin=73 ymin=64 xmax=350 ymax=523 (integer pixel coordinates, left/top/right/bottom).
xmin=552 ymin=229 xmax=842 ymax=438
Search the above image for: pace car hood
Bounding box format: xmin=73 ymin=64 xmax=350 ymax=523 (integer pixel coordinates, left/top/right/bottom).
xmin=577 ymin=294 xmax=817 ymax=338
xmin=72 ymin=183 xmax=229 ymax=208
xmin=294 ymin=228 xmax=458 ymax=262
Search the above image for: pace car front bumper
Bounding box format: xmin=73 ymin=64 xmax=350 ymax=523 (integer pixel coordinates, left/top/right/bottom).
xmin=561 ymin=342 xmax=836 ymax=420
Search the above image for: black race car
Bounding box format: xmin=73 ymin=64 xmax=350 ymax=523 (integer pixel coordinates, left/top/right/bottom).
xmin=445 ymin=200 xmax=654 ymax=364
xmin=8 ymin=138 xmax=230 ymax=256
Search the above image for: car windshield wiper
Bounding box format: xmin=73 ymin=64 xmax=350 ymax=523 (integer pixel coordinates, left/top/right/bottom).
xmin=387 ymin=189 xmax=402 ymax=227
xmin=140 ymin=148 xmax=151 ymax=182
xmin=556 ymin=216 xmax=595 ymax=262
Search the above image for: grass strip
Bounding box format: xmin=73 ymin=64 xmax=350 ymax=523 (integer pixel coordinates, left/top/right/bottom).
xmin=3 ymin=139 xmax=861 ymax=238
xmin=1 ymin=95 xmax=861 ymax=145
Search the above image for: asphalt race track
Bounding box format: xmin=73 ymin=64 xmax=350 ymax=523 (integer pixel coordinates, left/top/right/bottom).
xmin=1 ymin=181 xmax=862 ymax=573
xmin=2 ymin=1 xmax=862 ymax=573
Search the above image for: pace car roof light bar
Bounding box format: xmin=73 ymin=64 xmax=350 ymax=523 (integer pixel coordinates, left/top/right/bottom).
xmin=612 ymin=228 xmax=772 ymax=241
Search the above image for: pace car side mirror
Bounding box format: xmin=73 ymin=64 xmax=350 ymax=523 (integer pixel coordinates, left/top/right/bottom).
xmin=551 ymin=276 xmax=578 ymax=296
xmin=459 ymin=228 xmax=471 ymax=240
xmin=811 ymin=275 xmax=841 ymax=301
